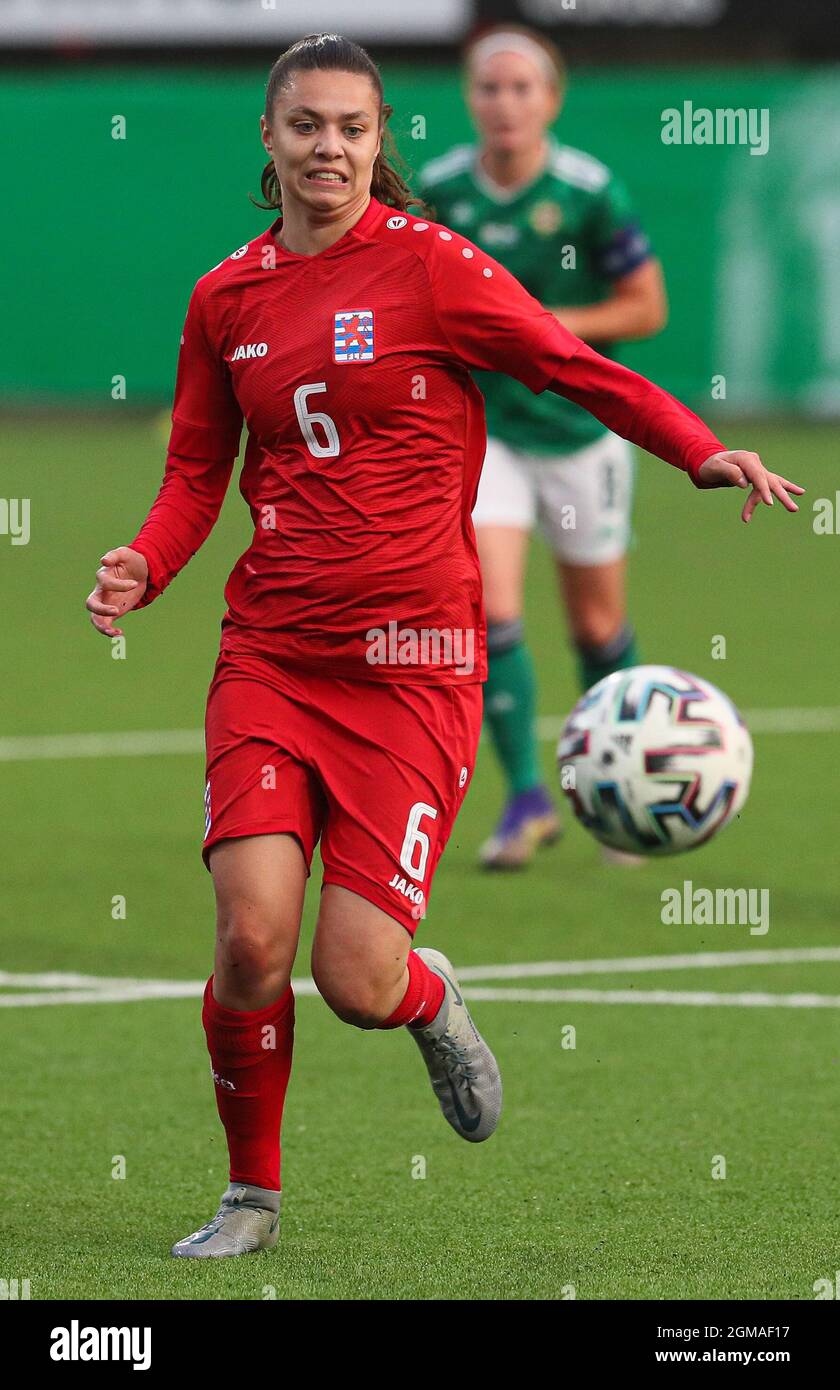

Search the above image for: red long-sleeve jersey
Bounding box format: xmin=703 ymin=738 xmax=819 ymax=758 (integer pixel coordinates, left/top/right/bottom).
xmin=130 ymin=195 xmax=724 ymax=683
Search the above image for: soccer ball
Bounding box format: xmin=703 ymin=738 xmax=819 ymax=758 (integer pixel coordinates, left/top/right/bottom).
xmin=556 ymin=665 xmax=753 ymax=856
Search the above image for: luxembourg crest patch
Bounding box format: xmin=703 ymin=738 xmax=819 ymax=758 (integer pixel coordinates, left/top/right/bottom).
xmin=334 ymin=309 xmax=375 ymax=363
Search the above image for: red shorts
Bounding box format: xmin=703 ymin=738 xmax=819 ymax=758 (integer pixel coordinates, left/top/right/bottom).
xmin=203 ymin=651 xmax=483 ymax=935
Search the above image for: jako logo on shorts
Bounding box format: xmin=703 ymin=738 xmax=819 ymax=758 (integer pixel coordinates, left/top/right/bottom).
xmin=388 ymin=875 xmax=424 ymax=905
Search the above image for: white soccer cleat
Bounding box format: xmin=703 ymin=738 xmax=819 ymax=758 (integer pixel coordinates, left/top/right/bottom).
xmin=170 ymin=1184 xmax=280 ymax=1259
xmin=410 ymin=947 xmax=502 ymax=1143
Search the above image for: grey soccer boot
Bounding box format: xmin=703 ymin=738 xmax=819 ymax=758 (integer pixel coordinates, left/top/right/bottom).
xmin=410 ymin=947 xmax=502 ymax=1142
xmin=171 ymin=1183 xmax=280 ymax=1258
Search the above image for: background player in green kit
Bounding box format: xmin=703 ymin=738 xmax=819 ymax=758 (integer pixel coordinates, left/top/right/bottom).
xmin=418 ymin=24 xmax=668 ymax=868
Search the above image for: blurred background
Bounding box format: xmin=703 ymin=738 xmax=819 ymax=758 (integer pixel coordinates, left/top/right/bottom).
xmin=2 ymin=0 xmax=840 ymax=412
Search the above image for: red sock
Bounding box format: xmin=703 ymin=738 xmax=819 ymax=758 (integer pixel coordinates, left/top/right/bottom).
xmin=378 ymin=950 xmax=445 ymax=1030
xmin=201 ymin=977 xmax=294 ymax=1191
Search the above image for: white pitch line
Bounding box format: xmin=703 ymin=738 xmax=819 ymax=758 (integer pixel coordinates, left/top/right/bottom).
xmin=465 ymin=987 xmax=840 ymax=1009
xmin=0 ymin=970 xmax=192 ymax=990
xmin=3 ymin=982 xmax=840 ymax=1010
xmin=1 ymin=706 xmax=839 ymax=763
xmin=2 ymin=947 xmax=840 ymax=1008
xmin=0 ymin=985 xmax=206 ymax=1008
xmin=0 ymin=729 xmax=204 ymax=762
xmin=0 ymin=978 xmax=321 ymax=1011
xmin=4 ymin=946 xmax=837 ymax=993
xmin=455 ymin=946 xmax=840 ymax=980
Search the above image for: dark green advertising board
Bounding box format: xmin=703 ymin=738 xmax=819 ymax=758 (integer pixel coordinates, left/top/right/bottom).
xmin=1 ymin=64 xmax=838 ymax=415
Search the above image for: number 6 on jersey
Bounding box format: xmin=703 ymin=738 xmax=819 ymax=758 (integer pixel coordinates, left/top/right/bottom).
xmin=293 ymin=382 xmax=340 ymax=458
xmin=400 ymin=802 xmax=438 ymax=881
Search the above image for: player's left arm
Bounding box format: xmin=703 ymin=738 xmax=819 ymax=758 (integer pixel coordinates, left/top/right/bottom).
xmin=425 ymin=224 xmax=803 ymax=523
xmin=552 ymin=258 xmax=668 ymax=343
xmin=546 ymin=341 xmax=804 ymax=523
xmin=549 ymin=171 xmax=667 ymax=343
xmin=692 ymin=448 xmax=804 ymax=521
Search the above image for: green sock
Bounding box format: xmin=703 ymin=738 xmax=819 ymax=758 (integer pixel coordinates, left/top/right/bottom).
xmin=484 ymin=628 xmax=542 ymax=796
xmin=576 ymin=623 xmax=639 ymax=692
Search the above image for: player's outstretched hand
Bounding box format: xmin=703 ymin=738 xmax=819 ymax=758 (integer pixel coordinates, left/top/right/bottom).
xmin=86 ymin=546 xmax=149 ymax=637
xmin=697 ymin=451 xmax=805 ymax=523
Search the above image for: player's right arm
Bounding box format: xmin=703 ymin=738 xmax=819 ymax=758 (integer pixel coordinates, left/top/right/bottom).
xmin=86 ymin=281 xmax=243 ymax=636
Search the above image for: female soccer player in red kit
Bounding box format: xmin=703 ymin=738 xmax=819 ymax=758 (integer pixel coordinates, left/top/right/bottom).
xmin=86 ymin=33 xmax=803 ymax=1259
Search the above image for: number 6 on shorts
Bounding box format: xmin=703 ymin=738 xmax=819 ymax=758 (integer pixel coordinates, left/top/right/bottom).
xmin=400 ymin=802 xmax=438 ymax=880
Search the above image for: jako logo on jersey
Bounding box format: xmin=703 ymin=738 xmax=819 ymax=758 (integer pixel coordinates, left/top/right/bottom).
xmin=386 ymin=215 xmax=407 ymax=229
xmin=230 ymin=244 xmax=249 ymax=259
xmin=334 ymin=309 xmax=375 ymax=363
xmin=388 ymin=874 xmax=424 ymax=905
xmin=231 ymin=342 xmax=269 ymax=361
xmin=204 ymin=780 xmax=211 ymax=840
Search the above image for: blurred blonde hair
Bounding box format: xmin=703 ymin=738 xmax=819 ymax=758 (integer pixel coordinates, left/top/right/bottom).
xmin=465 ymin=23 xmax=566 ymax=96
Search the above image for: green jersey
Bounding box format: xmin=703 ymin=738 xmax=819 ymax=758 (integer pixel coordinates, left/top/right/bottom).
xmin=417 ymin=139 xmax=653 ymax=453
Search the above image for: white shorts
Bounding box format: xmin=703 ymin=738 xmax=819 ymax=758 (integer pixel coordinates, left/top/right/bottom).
xmin=472 ymin=431 xmax=635 ymax=566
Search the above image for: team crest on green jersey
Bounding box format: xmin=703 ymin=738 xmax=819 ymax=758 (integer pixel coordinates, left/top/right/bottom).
xmin=529 ymin=200 xmax=564 ymax=236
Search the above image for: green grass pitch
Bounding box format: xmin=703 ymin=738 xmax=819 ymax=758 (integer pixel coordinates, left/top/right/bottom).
xmin=1 ymin=415 xmax=839 ymax=1300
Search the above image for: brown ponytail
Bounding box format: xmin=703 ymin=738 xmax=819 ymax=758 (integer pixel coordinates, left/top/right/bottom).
xmin=250 ymin=32 xmax=427 ymax=216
